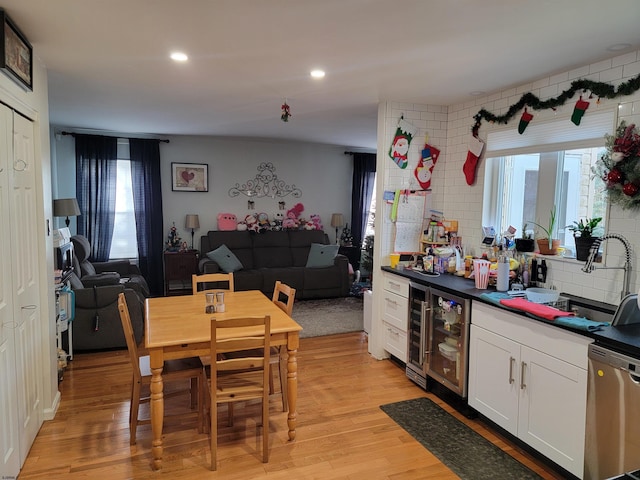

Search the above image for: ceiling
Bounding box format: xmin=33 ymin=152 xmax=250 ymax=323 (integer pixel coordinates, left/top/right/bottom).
xmin=3 ymin=0 xmax=640 ymax=149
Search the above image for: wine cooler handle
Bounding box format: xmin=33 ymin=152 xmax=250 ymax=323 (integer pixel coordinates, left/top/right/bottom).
xmin=422 ymin=300 xmax=431 ymax=360
xmin=508 ymin=356 xmax=515 ymax=384
xmin=520 ymin=361 xmax=527 ymax=390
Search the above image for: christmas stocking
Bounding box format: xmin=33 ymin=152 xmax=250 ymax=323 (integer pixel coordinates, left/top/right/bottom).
xmin=414 ymin=143 xmax=441 ymax=189
xmin=518 ymin=108 xmax=534 ymax=134
xmin=463 ymin=135 xmax=485 ymax=185
xmin=389 ymin=118 xmax=417 ymax=169
xmin=571 ymin=97 xmax=590 ymax=126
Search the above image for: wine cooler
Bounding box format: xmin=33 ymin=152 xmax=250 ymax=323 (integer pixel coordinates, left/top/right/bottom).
xmin=406 ymin=282 xmax=471 ymax=397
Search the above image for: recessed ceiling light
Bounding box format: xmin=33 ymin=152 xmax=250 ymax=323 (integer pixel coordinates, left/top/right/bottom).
xmin=170 ymin=51 xmax=189 ymax=62
xmin=607 ymin=43 xmax=632 ymax=52
xmin=310 ymin=69 xmax=325 ymax=79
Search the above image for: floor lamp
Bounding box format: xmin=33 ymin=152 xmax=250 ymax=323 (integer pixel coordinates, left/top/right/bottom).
xmin=330 ymin=213 xmax=344 ymax=245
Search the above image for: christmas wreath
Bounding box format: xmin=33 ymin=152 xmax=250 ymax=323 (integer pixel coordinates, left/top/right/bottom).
xmin=594 ymin=121 xmax=640 ymax=210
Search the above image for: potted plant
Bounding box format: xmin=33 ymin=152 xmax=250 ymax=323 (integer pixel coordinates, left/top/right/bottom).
xmin=567 ymin=217 xmax=602 ymax=261
xmin=514 ymin=223 xmax=535 ymax=252
xmin=531 ymin=206 xmax=559 ymax=255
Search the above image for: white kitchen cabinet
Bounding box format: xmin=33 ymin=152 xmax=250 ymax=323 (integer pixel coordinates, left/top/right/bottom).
xmin=469 ymin=302 xmax=591 ymax=478
xmin=382 ymin=273 xmax=409 ymax=361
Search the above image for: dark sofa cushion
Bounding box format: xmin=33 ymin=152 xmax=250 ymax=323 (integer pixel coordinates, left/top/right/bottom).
xmin=261 ymin=268 xmax=304 ymax=297
xmin=252 ymin=231 xmax=292 ymax=268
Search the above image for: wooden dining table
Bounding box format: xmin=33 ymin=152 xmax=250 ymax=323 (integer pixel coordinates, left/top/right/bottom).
xmin=144 ymin=290 xmax=303 ymax=470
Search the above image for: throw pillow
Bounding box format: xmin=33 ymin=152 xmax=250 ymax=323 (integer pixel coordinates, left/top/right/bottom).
xmin=206 ymin=244 xmax=244 ymax=273
xmin=305 ymin=243 xmax=339 ymax=268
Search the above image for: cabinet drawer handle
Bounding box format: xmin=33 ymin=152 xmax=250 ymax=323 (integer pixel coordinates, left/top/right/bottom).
xmin=385 ymin=298 xmax=398 ymax=306
xmin=508 ymin=356 xmax=515 ymax=384
xmin=520 ymin=361 xmax=527 ymax=390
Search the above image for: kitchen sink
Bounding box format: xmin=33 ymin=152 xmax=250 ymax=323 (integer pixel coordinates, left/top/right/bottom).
xmin=557 ymin=295 xmax=615 ymax=324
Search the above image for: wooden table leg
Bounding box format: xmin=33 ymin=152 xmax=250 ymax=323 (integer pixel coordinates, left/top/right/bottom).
xmin=286 ymin=333 xmax=299 ymax=440
xmin=149 ymin=349 xmax=164 ymax=470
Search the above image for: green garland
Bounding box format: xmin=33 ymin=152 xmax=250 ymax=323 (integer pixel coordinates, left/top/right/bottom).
xmin=471 ymin=73 xmax=640 ymax=136
xmin=593 ymin=121 xmax=640 ymax=210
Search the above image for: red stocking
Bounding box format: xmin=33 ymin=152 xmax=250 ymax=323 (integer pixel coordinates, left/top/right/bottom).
xmin=463 ymin=135 xmax=484 ymax=185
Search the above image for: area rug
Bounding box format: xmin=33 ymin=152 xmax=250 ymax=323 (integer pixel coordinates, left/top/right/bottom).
xmin=292 ymin=296 xmax=363 ymax=338
xmin=380 ymin=397 xmax=543 ymax=480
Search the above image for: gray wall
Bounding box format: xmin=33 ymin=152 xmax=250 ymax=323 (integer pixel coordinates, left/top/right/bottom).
xmin=52 ymin=133 xmax=356 ymax=251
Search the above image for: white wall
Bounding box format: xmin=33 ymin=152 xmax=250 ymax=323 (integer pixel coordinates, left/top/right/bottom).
xmin=443 ymin=50 xmax=640 ymax=306
xmin=53 ymin=134 xmax=355 ymax=250
xmin=374 ymin=49 xmax=640 ymax=323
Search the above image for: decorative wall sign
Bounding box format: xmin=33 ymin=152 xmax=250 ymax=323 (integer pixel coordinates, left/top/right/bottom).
xmin=171 ymin=162 xmax=209 ymax=192
xmin=228 ymin=162 xmax=302 ymax=198
xmin=0 ymin=9 xmax=32 ymax=91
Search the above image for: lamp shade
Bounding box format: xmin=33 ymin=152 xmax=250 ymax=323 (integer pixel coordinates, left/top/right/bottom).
xmin=330 ymin=213 xmax=344 ymax=228
xmin=53 ymin=198 xmax=80 ymax=217
xmin=185 ymin=214 xmax=200 ymax=229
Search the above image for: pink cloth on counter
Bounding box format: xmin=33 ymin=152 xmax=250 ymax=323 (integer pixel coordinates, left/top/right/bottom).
xmin=499 ymin=297 xmax=575 ymax=321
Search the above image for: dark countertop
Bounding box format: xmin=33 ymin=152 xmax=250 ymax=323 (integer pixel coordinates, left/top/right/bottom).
xmin=381 ymin=266 xmax=640 ymax=358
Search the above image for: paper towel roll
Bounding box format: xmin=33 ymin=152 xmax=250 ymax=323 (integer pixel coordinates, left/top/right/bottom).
xmin=497 ymin=262 xmax=510 ymax=292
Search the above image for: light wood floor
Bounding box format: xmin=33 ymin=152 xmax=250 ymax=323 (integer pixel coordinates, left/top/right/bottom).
xmin=20 ymin=332 xmax=565 ymax=479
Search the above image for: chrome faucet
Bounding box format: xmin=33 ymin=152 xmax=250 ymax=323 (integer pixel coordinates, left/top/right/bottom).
xmin=581 ymin=233 xmax=632 ymax=299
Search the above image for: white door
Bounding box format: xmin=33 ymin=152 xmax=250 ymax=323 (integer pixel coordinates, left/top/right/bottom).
xmin=468 ymin=325 xmax=520 ymax=435
xmin=519 ymin=345 xmax=587 ymax=478
xmin=0 ymin=104 xmax=20 ymax=477
xmin=10 ymin=110 xmax=42 ymax=466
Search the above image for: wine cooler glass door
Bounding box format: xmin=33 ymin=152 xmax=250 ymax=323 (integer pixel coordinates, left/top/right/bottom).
xmin=427 ymin=288 xmax=470 ymax=397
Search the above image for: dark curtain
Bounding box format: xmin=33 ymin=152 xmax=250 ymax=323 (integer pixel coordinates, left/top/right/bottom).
xmin=75 ymin=134 xmax=118 ymax=261
xmin=350 ymin=153 xmax=376 ymax=248
xmin=129 ymin=138 xmax=164 ymax=297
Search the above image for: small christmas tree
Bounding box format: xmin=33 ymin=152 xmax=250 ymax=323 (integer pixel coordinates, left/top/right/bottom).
xmin=340 ymin=223 xmax=354 ymax=246
xmin=166 ymin=223 xmax=182 ymax=251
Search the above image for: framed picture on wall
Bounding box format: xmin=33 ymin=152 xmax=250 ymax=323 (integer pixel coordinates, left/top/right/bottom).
xmin=0 ymin=9 xmax=32 ymax=91
xmin=171 ymin=162 xmax=209 ymax=192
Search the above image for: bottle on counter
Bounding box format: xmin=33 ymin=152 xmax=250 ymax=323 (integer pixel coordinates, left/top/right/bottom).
xmin=464 ymin=256 xmax=473 ymax=278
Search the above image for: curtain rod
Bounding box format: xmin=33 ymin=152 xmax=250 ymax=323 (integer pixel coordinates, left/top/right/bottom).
xmin=344 ymin=150 xmax=375 ymax=155
xmin=60 ymin=131 xmax=170 ymax=143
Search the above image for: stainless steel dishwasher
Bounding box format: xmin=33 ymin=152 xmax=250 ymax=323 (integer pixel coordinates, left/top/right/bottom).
xmin=584 ymin=343 xmax=640 ymax=479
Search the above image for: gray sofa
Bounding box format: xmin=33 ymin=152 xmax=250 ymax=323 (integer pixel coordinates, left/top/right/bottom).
xmin=199 ymin=230 xmax=350 ymax=299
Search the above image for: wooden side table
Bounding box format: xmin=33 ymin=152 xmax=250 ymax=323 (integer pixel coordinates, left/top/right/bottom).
xmin=163 ymin=250 xmax=199 ymax=296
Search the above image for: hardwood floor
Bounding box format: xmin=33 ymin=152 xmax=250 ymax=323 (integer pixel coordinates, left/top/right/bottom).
xmin=20 ymin=332 xmax=565 ymax=479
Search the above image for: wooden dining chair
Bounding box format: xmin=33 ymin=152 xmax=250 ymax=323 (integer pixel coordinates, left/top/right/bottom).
xmin=117 ymin=293 xmax=206 ymax=445
xmin=207 ymin=315 xmax=271 ymax=470
xmin=271 ymin=281 xmax=296 ymax=411
xmin=192 ymin=272 xmax=235 ymax=294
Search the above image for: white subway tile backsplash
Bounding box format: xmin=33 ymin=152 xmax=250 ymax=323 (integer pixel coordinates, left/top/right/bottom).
xmin=623 ymin=61 xmax=640 ymax=78
xmin=589 ymin=58 xmax=613 ymax=73
xmin=613 ymin=51 xmax=638 ymax=66
xmin=568 ymin=65 xmax=590 ymax=79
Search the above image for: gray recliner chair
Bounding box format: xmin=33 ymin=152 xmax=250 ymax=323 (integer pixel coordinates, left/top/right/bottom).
xmin=72 ymin=285 xmax=144 ymax=351
xmin=70 ymin=234 xmax=150 ymax=297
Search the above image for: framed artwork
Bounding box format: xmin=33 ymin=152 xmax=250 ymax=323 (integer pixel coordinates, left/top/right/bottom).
xmin=0 ymin=10 xmax=32 ymax=91
xmin=171 ymin=162 xmax=209 ymax=192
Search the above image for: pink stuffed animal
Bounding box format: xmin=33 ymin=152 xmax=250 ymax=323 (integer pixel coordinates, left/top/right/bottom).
xmin=283 ymin=203 xmax=304 ymax=229
xmin=310 ymin=214 xmax=323 ymax=231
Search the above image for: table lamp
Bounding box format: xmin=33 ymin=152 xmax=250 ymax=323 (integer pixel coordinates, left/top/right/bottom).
xmin=330 ymin=213 xmax=344 ymax=245
xmin=53 ymin=198 xmax=81 ymax=228
xmin=185 ymin=214 xmax=200 ymax=250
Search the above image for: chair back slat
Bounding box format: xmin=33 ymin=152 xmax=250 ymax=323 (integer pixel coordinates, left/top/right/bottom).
xmin=117 ymin=293 xmax=142 ymax=379
xmin=192 ymin=273 xmax=234 ymax=294
xmin=271 ymin=281 xmax=295 ymax=316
